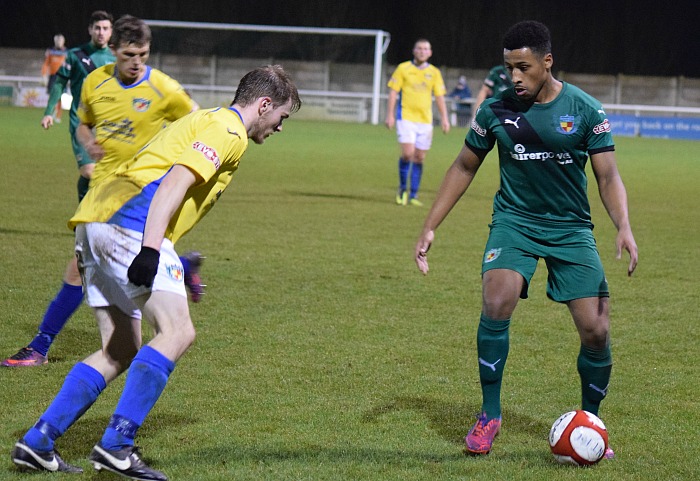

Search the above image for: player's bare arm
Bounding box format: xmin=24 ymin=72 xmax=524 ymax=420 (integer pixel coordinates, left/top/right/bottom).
xmin=415 ymin=145 xmax=483 ymax=274
xmin=385 ymin=89 xmax=398 ymax=129
xmin=470 ymin=85 xmax=492 ymax=123
xmin=435 ymin=95 xmax=451 ymax=134
xmin=141 ymin=164 xmax=198 ymax=251
xmin=41 ymin=76 xmax=69 ymax=130
xmin=590 ymin=151 xmax=638 ymax=276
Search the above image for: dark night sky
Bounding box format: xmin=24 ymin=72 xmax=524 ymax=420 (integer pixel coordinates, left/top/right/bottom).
xmin=1 ymin=0 xmax=698 ymax=77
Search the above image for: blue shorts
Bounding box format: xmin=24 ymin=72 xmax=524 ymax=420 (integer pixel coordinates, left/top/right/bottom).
xmin=481 ymin=221 xmax=609 ymax=302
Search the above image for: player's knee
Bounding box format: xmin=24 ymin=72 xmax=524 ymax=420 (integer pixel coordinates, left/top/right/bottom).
xmin=105 ymin=342 xmax=140 ymax=372
xmin=578 ymin=321 xmax=609 ymax=348
xmin=482 ymin=294 xmax=518 ymax=320
xmin=179 ymin=321 xmax=196 ymax=350
xmin=482 ymin=305 xmax=515 ymax=321
xmin=482 ymin=270 xmax=522 ymax=318
xmin=64 ymin=260 xmax=82 ymax=285
xmin=162 ymin=317 xmax=196 ymax=356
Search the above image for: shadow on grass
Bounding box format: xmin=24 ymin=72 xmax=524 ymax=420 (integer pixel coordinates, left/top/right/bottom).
xmin=287 ymin=190 xmax=381 ymax=203
xmin=8 ymin=411 xmax=197 ymax=466
xmin=179 ymin=439 xmax=553 ymax=473
xmin=229 ymin=189 xmax=385 ymax=206
xmin=0 ymin=227 xmax=74 ymax=237
xmin=361 ymin=396 xmax=551 ymax=446
xmin=5 ymin=397 xmax=555 ymax=475
xmin=177 ymin=398 xmax=554 ymax=471
xmin=187 ymin=442 xmax=468 ymax=467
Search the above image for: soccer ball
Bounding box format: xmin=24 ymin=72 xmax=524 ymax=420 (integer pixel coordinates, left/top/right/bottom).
xmin=549 ymin=410 xmax=608 ymax=466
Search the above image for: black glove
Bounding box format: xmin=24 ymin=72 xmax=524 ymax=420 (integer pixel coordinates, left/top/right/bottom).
xmin=128 ymin=246 xmax=160 ymax=287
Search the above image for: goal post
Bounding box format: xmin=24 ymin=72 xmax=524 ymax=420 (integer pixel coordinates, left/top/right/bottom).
xmin=144 ymin=20 xmax=391 ymax=124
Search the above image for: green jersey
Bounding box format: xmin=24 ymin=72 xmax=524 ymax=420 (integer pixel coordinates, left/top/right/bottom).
xmin=44 ymin=42 xmax=115 ymax=126
xmin=483 ymin=65 xmax=513 ymax=96
xmin=466 ymin=82 xmax=614 ymax=228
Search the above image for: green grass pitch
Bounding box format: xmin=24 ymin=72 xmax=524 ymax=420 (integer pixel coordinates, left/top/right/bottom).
xmin=0 ymin=105 xmax=698 ymax=480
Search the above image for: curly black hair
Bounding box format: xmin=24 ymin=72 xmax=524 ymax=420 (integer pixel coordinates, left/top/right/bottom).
xmin=503 ymin=20 xmax=551 ymax=57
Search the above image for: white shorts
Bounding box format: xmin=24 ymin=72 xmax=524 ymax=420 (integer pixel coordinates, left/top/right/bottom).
xmin=396 ymin=119 xmax=433 ymax=150
xmin=75 ymin=223 xmax=187 ymax=316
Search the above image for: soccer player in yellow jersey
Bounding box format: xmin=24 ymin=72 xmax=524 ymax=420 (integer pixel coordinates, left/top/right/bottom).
xmin=2 ymin=15 xmax=200 ymax=370
xmin=11 ymin=65 xmax=301 ymax=480
xmin=386 ymin=38 xmax=450 ymax=206
xmin=77 ymin=48 xmax=194 ymax=187
xmin=77 ymin=16 xmax=204 ymax=299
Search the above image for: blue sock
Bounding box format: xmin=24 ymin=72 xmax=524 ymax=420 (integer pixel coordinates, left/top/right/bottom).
xmin=23 ymin=363 xmax=106 ymax=451
xmin=100 ymin=346 xmax=175 ymax=450
xmin=179 ymin=256 xmax=190 ymax=277
xmin=409 ymin=162 xmax=423 ymax=199
xmin=28 ymin=283 xmax=83 ymax=356
xmin=398 ymin=157 xmax=409 ymax=192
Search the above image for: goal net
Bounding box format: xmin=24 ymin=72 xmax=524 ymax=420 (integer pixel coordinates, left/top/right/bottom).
xmin=145 ymin=20 xmax=391 ymax=124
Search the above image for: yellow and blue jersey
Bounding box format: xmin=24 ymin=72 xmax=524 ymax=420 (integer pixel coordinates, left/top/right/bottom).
xmin=70 ymin=107 xmax=249 ymax=244
xmin=78 ymin=64 xmax=194 ymax=186
xmin=387 ymin=61 xmax=446 ymax=124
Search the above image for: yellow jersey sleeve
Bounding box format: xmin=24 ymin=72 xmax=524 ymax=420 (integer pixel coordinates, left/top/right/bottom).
xmin=432 ymin=67 xmax=447 ymax=97
xmin=153 ymin=72 xmax=194 ymax=123
xmin=387 ymin=63 xmax=405 ymax=92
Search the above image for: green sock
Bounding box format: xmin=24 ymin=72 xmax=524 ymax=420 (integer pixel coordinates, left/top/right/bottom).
xmin=477 ymin=314 xmax=510 ymax=418
xmin=577 ymin=344 xmax=612 ymax=416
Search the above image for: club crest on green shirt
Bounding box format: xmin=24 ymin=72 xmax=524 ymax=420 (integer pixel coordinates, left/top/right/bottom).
xmin=556 ymin=115 xmax=578 ymax=135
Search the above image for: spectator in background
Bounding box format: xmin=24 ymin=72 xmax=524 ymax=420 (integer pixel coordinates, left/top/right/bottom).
xmin=449 ymin=75 xmax=472 ymax=127
xmin=41 ymin=34 xmax=67 ymax=122
xmin=470 ymin=64 xmax=513 ymax=124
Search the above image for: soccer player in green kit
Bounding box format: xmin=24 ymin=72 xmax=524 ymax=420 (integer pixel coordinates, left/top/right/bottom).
xmin=470 ymin=64 xmax=513 ymax=124
xmin=0 ymin=11 xmax=114 ymax=369
xmin=414 ymin=20 xmax=638 ymax=458
xmin=41 ymin=10 xmax=115 ymax=199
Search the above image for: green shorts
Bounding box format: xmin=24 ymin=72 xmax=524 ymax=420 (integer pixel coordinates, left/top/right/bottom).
xmin=481 ymin=221 xmax=609 ymax=302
